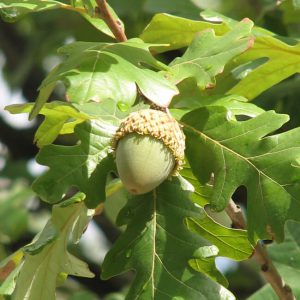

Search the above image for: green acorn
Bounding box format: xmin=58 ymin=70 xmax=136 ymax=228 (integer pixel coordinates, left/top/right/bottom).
xmin=112 ymin=109 xmax=185 ymax=194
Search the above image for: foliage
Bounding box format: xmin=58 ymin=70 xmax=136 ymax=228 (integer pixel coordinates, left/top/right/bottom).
xmin=1 ymin=0 xmax=300 ymax=299
xmin=249 ymin=221 xmax=300 ymax=299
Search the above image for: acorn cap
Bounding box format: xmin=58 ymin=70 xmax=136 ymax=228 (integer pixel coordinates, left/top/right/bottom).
xmin=112 ymin=109 xmax=185 ymax=173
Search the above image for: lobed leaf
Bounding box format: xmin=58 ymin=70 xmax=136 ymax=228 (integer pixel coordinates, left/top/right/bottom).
xmin=102 ymin=178 xmax=252 ymax=299
xmin=142 ymin=11 xmax=300 ymax=101
xmin=166 ymin=19 xmax=254 ymax=90
xmin=0 ymin=0 xmax=63 ymax=22
xmin=32 ymin=39 xmax=177 ymax=116
xmin=6 ymin=101 xmax=92 ymax=147
xmin=171 ymin=92 xmax=265 ymax=118
xmin=32 ymin=119 xmax=116 ymax=208
xmin=13 ymin=193 xmax=94 ymax=300
xmin=140 ymin=13 xmax=230 ymax=53
xmin=0 ymin=0 xmax=123 ymax=39
xmin=182 ymin=106 xmax=300 ymax=242
xmin=228 ymin=35 xmax=300 ymax=100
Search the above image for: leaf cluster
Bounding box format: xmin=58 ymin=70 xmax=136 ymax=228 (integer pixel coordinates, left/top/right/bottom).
xmin=1 ymin=1 xmax=300 ymax=299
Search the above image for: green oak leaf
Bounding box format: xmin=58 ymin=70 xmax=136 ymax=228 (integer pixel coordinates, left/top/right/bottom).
xmin=0 ymin=0 xmax=122 ymax=39
xmin=0 ymin=0 xmax=63 ymax=22
xmin=102 ymin=178 xmax=253 ymax=299
xmin=171 ymin=91 xmax=264 ymax=119
xmin=13 ymin=193 xmax=94 ymax=300
xmin=33 ymin=39 xmax=177 ymax=117
xmin=6 ymin=101 xmax=92 ymax=148
xmin=73 ymin=0 xmax=124 ymax=38
xmin=248 ymin=220 xmax=300 ymax=300
xmin=142 ymin=11 xmax=300 ymax=101
xmin=79 ymin=0 xmax=94 ymax=16
xmin=166 ymin=19 xmax=253 ymax=90
xmin=228 ymin=35 xmax=300 ymax=100
xmin=0 ymin=250 xmax=23 ymax=295
xmin=182 ymin=106 xmax=300 ymax=243
xmin=197 ymin=10 xmax=300 ymax=100
xmin=7 ymin=99 xmax=130 ymax=148
xmin=32 ymin=119 xmax=116 ymax=208
xmin=180 ymin=166 xmax=212 ymax=207
xmin=185 ymin=216 xmax=253 ymax=261
xmin=140 ymin=13 xmax=230 ymax=53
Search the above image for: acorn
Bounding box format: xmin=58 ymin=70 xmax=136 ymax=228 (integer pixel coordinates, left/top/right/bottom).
xmin=112 ymin=109 xmax=185 ymax=195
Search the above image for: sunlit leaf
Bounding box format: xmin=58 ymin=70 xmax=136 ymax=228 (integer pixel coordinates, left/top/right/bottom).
xmin=0 ymin=250 xmax=23 ymax=295
xmin=140 ymin=13 xmax=230 ymax=52
xmin=0 ymin=0 xmax=64 ymax=22
xmin=166 ymin=19 xmax=253 ymax=90
xmin=6 ymin=101 xmax=92 ymax=147
xmin=36 ymin=39 xmax=177 ymax=113
xmin=13 ymin=193 xmax=94 ymax=300
xmin=182 ymin=106 xmax=300 ymax=242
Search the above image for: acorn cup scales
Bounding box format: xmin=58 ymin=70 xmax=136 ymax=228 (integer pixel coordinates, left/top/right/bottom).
xmin=112 ymin=109 xmax=185 ymax=194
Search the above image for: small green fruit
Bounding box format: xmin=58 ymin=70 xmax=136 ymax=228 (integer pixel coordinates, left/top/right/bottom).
xmin=116 ymin=133 xmax=175 ymax=194
xmin=113 ymin=109 xmax=185 ymax=195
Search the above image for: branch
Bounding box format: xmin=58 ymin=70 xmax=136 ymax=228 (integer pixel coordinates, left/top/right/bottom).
xmin=95 ymin=0 xmax=127 ymax=42
xmin=225 ymin=199 xmax=295 ymax=300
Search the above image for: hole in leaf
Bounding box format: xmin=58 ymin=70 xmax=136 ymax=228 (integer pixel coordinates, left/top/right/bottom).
xmin=232 ymin=185 xmax=247 ymax=208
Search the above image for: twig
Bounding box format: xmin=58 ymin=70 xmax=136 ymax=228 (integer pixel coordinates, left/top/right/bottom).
xmin=95 ymin=0 xmax=127 ymax=42
xmin=225 ymin=199 xmax=295 ymax=300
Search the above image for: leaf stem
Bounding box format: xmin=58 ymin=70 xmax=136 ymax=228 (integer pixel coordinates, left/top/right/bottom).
xmin=225 ymin=199 xmax=295 ymax=300
xmin=95 ymin=0 xmax=127 ymax=42
xmin=61 ymin=4 xmax=87 ymax=14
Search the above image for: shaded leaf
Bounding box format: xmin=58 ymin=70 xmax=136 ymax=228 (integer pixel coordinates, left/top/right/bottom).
xmin=29 ymin=74 xmax=56 ymax=120
xmin=32 ymin=119 xmax=116 ymax=208
xmin=166 ymin=19 xmax=254 ymax=90
xmin=101 ymin=178 xmax=252 ymax=299
xmin=13 ymin=193 xmax=94 ymax=300
xmin=182 ymin=106 xmax=300 ymax=242
xmin=0 ymin=182 xmax=34 ymax=243
xmin=248 ymin=220 xmax=300 ymax=299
